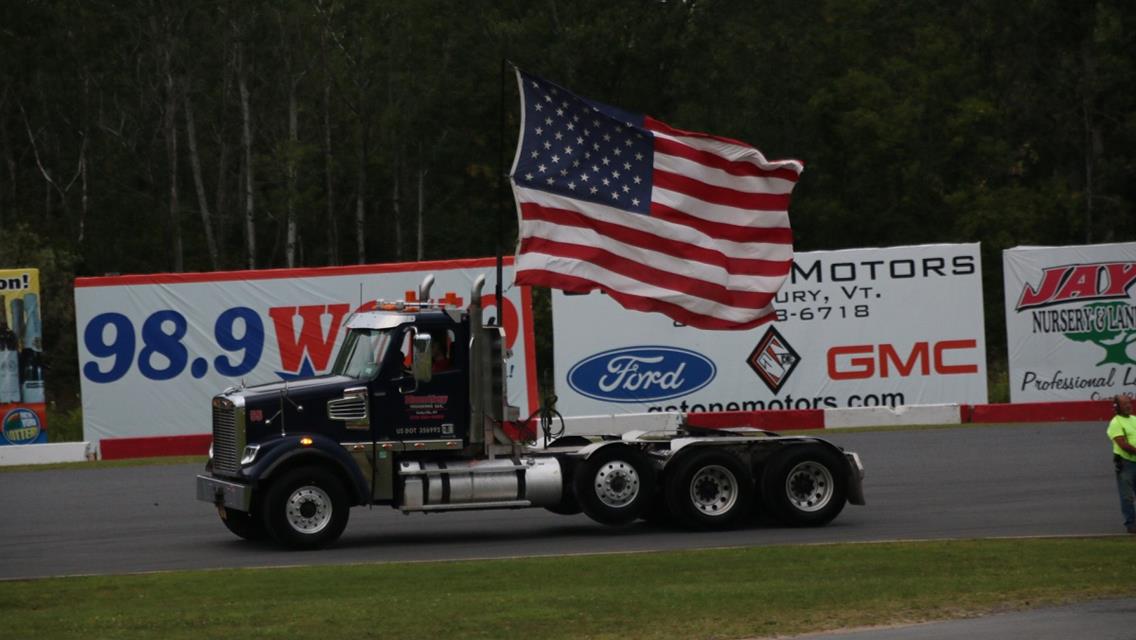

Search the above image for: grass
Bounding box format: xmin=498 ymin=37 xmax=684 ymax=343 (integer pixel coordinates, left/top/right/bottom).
xmin=1 ymin=538 xmax=1130 ymax=640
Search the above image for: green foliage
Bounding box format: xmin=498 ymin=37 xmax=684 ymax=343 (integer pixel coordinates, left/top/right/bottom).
xmin=46 ymin=404 xmax=83 ymax=442
xmin=0 ymin=0 xmax=1133 ymax=406
xmin=987 ymin=358 xmax=1010 ymax=403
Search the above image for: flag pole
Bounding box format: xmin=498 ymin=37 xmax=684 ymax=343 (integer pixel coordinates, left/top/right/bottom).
xmin=494 ymin=58 xmax=510 ymax=325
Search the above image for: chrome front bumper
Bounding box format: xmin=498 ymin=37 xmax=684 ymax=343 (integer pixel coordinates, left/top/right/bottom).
xmin=196 ymin=474 xmax=253 ymax=512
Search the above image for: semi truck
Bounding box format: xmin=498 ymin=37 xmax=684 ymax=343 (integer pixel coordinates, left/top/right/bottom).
xmin=196 ymin=275 xmax=865 ymax=549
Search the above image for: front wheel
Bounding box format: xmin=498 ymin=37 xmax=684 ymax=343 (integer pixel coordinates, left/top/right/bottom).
xmin=262 ymin=466 xmax=351 ymax=549
xmin=220 ymin=507 xmax=267 ymax=541
xmin=573 ymin=446 xmax=656 ymax=525
xmin=666 ymin=449 xmax=753 ymax=529
xmin=761 ymin=445 xmax=848 ymax=526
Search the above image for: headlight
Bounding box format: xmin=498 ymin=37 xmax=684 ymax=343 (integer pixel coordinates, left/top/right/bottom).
xmin=208 ymin=443 xmax=214 ymax=460
xmin=241 ymin=444 xmax=261 ymax=465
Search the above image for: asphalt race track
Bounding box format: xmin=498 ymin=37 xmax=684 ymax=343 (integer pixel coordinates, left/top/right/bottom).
xmin=1 ymin=422 xmax=1125 ymax=581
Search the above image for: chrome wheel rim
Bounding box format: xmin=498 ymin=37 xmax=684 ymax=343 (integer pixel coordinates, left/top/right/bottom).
xmin=285 ymin=485 xmax=333 ymax=534
xmin=689 ymin=464 xmax=739 ymax=517
xmin=594 ymin=460 xmax=641 ymax=508
xmin=785 ymin=461 xmax=833 ymax=512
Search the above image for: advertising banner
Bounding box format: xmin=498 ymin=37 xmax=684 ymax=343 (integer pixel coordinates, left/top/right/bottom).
xmin=1004 ymin=242 xmax=1136 ymax=402
xmin=0 ymin=268 xmax=47 ymax=445
xmin=553 ymin=244 xmax=987 ymax=416
xmin=75 ymin=258 xmax=536 ymax=442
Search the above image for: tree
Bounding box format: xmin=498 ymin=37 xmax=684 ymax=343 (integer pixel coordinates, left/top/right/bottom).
xmin=1064 ymin=302 xmax=1136 ymax=366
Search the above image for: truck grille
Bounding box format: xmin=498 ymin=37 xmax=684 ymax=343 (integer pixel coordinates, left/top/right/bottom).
xmin=212 ymin=400 xmax=244 ymax=476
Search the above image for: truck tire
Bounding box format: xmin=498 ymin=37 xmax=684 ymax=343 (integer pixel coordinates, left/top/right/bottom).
xmin=665 ymin=449 xmax=753 ymax=530
xmin=761 ymin=445 xmax=847 ymax=526
xmin=545 ymin=494 xmax=583 ymax=516
xmin=640 ymin=490 xmax=674 ymax=526
xmin=573 ymin=445 xmax=655 ymax=525
xmin=544 ymin=456 xmax=583 ymax=516
xmin=220 ymin=507 xmax=267 ymax=541
xmin=262 ymin=466 xmax=350 ymax=549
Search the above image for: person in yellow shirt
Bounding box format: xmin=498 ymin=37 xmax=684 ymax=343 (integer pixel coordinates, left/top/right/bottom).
xmin=1106 ymin=394 xmax=1136 ymax=534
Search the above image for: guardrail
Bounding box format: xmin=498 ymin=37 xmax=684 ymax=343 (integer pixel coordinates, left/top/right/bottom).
xmin=0 ymin=442 xmax=97 ymax=466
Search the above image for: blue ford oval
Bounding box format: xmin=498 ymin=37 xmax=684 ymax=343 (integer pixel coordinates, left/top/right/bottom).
xmin=567 ymin=346 xmax=717 ymax=403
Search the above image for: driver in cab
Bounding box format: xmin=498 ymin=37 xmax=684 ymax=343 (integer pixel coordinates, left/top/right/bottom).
xmin=430 ymin=331 xmax=452 ymax=373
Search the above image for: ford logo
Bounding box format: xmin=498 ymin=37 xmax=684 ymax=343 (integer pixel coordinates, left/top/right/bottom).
xmin=567 ymin=346 xmax=717 ymax=403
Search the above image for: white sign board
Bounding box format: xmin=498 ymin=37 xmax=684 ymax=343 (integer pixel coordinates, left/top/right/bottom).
xmin=553 ymin=244 xmax=987 ymax=416
xmin=1003 ymin=242 xmax=1136 ymax=402
xmin=75 ymin=259 xmax=536 ymax=441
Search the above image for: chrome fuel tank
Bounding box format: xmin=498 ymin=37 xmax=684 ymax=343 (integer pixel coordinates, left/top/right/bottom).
xmin=399 ymin=457 xmax=562 ymax=511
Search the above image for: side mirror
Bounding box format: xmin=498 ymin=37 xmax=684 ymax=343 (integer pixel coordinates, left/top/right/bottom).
xmin=411 ymin=332 xmax=432 ymax=383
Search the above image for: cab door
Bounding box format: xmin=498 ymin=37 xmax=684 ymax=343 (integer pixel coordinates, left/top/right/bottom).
xmin=371 ymin=326 xmax=468 ymax=443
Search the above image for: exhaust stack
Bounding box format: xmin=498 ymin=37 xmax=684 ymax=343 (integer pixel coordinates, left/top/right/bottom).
xmin=418 ymin=274 xmax=435 ymax=301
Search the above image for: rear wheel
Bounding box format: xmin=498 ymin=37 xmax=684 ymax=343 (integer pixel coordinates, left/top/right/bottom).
xmin=639 ymin=485 xmax=674 ymax=526
xmin=262 ymin=466 xmax=351 ymax=549
xmin=665 ymin=450 xmax=753 ymax=529
xmin=761 ymin=445 xmax=847 ymax=526
xmin=573 ymin=446 xmax=655 ymax=525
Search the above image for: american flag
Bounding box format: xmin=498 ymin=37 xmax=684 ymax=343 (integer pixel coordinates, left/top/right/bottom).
xmin=509 ymin=69 xmax=802 ymax=330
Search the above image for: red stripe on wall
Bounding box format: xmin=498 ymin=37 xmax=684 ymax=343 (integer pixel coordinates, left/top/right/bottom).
xmin=683 ymin=409 xmax=825 ymax=431
xmin=76 ymin=256 xmax=513 ymax=288
xmin=519 ymin=285 xmax=540 ymax=416
xmin=100 ymin=434 xmax=211 ymax=460
xmin=965 ymin=400 xmax=1114 ymax=423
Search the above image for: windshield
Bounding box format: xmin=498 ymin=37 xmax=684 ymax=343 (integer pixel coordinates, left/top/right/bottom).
xmin=331 ymin=328 xmax=398 ymax=379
